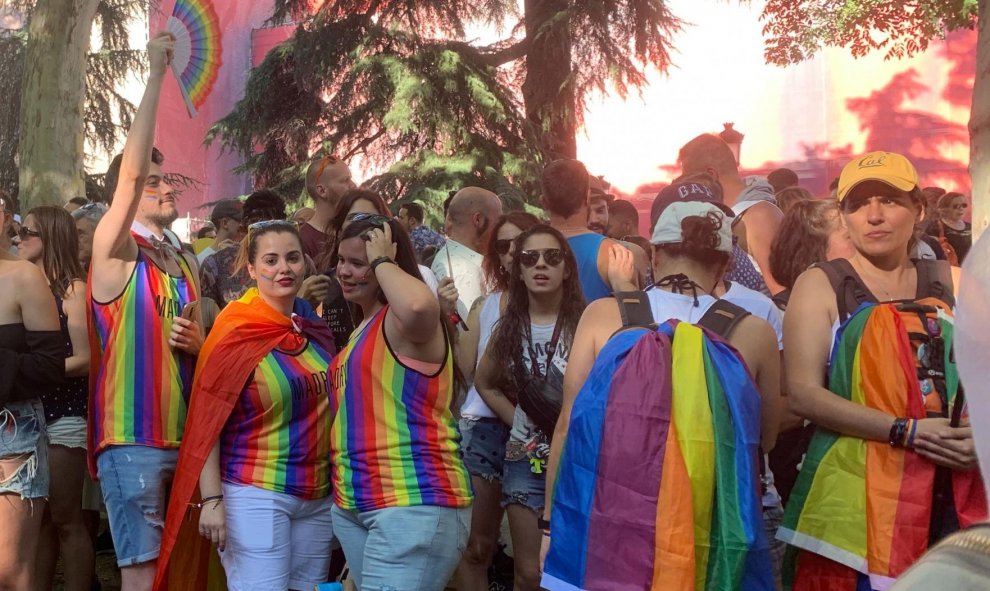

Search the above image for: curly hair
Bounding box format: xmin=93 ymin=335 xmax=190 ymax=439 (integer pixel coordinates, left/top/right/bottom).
xmin=655 ymin=212 xmax=733 ymax=271
xmin=481 ymin=211 xmax=541 ymax=294
xmin=769 ymin=199 xmax=840 ymax=290
xmin=485 ymin=225 xmax=586 ymax=392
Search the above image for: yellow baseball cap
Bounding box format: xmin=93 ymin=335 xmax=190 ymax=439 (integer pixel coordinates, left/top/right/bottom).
xmin=837 ymin=151 xmax=919 ymax=202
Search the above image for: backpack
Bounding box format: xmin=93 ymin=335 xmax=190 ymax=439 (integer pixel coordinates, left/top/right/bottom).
xmin=613 ymin=289 xmax=751 ymax=338
xmin=816 ymin=258 xmax=967 ymax=540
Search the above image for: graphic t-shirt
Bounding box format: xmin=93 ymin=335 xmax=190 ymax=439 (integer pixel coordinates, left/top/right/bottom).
xmin=505 ymin=321 xmax=570 ymax=462
xmin=221 ymin=340 xmax=333 ymax=499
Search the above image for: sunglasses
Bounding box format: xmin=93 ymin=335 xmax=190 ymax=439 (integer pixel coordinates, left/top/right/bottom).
xmin=346 ymin=212 xmax=392 ymax=226
xmin=518 ymin=248 xmax=564 ymax=268
xmin=950 ymin=203 xmax=968 ymax=210
xmin=17 ymin=227 xmax=41 ymax=240
xmin=494 ymin=239 xmax=512 ymax=256
xmin=244 ymin=219 xmax=297 ymax=238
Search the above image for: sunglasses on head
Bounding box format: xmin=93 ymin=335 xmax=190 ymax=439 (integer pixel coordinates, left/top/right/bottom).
xmin=346 ymin=212 xmax=392 ymax=226
xmin=518 ymin=248 xmax=564 ymax=268
xmin=245 ymin=219 xmax=297 ymax=238
xmin=17 ymin=226 xmax=41 ymax=240
xmin=494 ymin=239 xmax=512 ymax=256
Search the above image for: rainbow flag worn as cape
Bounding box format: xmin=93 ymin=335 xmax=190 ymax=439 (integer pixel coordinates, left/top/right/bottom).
xmin=153 ymin=289 xmax=334 ymax=591
xmin=777 ymin=300 xmax=987 ymax=591
xmin=542 ymin=320 xmax=773 ymax=591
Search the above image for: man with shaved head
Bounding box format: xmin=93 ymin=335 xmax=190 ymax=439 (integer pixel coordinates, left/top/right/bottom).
xmin=431 ymin=186 xmax=504 ymax=321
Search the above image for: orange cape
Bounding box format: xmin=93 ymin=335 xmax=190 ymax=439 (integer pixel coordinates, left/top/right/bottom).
xmin=153 ymin=289 xmax=334 ymax=590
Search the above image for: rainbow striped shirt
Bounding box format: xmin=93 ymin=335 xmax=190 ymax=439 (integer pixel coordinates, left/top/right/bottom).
xmin=221 ymin=341 xmax=333 ymax=499
xmin=329 ymin=306 xmax=472 ymax=511
xmin=91 ymin=244 xmax=196 ymax=453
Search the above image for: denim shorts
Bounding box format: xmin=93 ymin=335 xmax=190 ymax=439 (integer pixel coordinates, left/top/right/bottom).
xmin=96 ymin=445 xmax=178 ymax=567
xmin=0 ymin=400 xmax=49 ymax=499
xmin=459 ymin=417 xmax=509 ymax=483
xmin=332 ymin=503 xmax=471 ymax=590
xmin=46 ymin=416 xmax=87 ymax=449
xmin=501 ymin=457 xmax=545 ymax=513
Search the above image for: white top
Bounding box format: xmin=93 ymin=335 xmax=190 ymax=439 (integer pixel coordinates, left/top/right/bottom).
xmin=431 ymin=238 xmax=484 ymax=323
xmin=197 ymin=245 xmax=216 ymax=263
xmin=460 ymin=292 xmax=503 ymax=419
xmin=647 ymin=281 xmax=783 ymax=350
xmin=418 ymin=264 xmax=439 ymax=295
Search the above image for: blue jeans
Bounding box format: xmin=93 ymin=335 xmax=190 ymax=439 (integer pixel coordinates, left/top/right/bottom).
xmin=331 ymin=504 xmax=471 ymax=591
xmin=0 ymin=400 xmax=49 ymax=500
xmin=501 ymin=457 xmax=546 ymax=513
xmin=96 ymin=445 xmax=178 ymax=566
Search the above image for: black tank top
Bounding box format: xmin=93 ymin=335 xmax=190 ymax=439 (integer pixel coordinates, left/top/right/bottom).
xmin=38 ymin=295 xmax=88 ymax=422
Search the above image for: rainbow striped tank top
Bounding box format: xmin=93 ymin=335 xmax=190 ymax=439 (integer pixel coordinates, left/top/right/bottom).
xmin=221 ymin=341 xmax=333 ymax=499
xmin=329 ymin=306 xmax=472 ymax=511
xmin=91 ymin=241 xmax=196 ymax=453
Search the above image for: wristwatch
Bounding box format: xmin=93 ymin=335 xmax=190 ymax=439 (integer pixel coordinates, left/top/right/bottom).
xmin=369 ymin=256 xmax=395 ymax=273
xmin=537 ymin=517 xmax=551 ymax=532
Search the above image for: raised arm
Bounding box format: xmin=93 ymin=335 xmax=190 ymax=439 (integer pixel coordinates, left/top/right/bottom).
xmin=91 ymin=32 xmax=174 ymax=264
xmin=368 ymin=223 xmax=442 ymax=344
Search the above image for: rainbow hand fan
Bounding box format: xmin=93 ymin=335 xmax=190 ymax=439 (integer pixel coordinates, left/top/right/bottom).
xmin=166 ymin=0 xmax=222 ymax=118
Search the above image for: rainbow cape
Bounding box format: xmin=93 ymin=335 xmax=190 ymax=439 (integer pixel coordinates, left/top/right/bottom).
xmin=543 ymin=320 xmax=773 ymax=591
xmin=777 ymin=301 xmax=987 ymax=590
xmin=153 ymin=289 xmax=334 ymax=591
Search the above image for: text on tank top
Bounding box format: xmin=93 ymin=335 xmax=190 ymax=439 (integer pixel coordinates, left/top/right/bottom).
xmin=91 ymin=244 xmax=196 ymax=452
xmin=328 ymin=305 xmax=472 ymax=511
xmin=567 ymin=233 xmax=611 ymax=301
xmin=221 ymin=340 xmax=333 ymax=499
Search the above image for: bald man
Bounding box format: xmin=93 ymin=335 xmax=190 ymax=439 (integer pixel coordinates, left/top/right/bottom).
xmin=431 ymin=187 xmax=504 ymax=320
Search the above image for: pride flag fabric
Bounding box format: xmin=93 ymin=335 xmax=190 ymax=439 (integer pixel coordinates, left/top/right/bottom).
xmin=87 ymin=235 xmax=197 ymax=474
xmin=154 ymin=289 xmax=334 ymax=591
xmin=778 ymin=300 xmax=987 ymax=590
xmin=543 ymin=321 xmax=773 ymax=591
xmin=329 ymin=305 xmax=472 ymax=512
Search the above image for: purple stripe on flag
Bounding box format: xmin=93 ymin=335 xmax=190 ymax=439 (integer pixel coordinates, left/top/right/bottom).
xmin=584 ymin=330 xmax=675 ymax=589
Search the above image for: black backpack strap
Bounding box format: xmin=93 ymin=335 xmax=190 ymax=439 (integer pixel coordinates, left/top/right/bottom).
xmin=815 ymin=259 xmax=875 ymax=323
xmin=697 ymin=299 xmax=751 ymax=339
xmin=914 ymin=259 xmax=955 ymax=307
xmin=614 ymin=291 xmax=657 ymax=329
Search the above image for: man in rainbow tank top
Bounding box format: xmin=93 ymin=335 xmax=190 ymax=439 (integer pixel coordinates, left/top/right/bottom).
xmin=87 ymin=33 xmax=203 ymax=591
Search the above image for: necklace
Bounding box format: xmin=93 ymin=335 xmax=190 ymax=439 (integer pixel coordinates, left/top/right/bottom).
xmin=851 ymin=259 xmax=912 ymax=302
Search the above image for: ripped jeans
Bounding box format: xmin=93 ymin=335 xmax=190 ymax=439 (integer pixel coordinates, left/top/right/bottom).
xmin=96 ymin=445 xmax=178 ymax=567
xmin=0 ymin=400 xmax=49 ymax=500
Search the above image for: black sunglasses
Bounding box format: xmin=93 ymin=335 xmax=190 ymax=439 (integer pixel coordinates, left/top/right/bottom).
xmin=17 ymin=226 xmax=41 ymax=240
xmin=518 ymin=248 xmax=564 ymax=268
xmin=494 ymin=239 xmax=512 ymax=256
xmin=346 ymin=212 xmax=391 ymax=225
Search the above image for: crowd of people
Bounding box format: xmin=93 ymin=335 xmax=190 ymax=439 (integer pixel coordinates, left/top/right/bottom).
xmin=1 ymin=29 xmax=986 ymax=591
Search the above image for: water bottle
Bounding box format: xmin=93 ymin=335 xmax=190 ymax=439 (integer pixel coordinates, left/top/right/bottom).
xmin=313 ymin=584 xmax=343 ymax=591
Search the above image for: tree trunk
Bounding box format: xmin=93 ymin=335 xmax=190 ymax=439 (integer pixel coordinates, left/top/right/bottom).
xmin=971 ymin=0 xmax=990 ymax=240
xmin=18 ymin=0 xmax=101 ymax=210
xmin=0 ymin=35 xmax=25 ymax=201
xmin=521 ymin=0 xmax=578 ymax=161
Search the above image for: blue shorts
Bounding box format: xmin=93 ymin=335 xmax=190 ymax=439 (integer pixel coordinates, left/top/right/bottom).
xmin=501 ymin=457 xmax=545 ymax=513
xmin=459 ymin=418 xmax=509 ymax=483
xmin=0 ymin=400 xmax=49 ymax=500
xmin=96 ymin=445 xmax=178 ymax=567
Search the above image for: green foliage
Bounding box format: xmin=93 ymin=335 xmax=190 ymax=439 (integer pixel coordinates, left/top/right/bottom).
xmin=213 ymin=0 xmax=683 ymax=212
xmin=761 ymin=0 xmax=978 ymax=65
